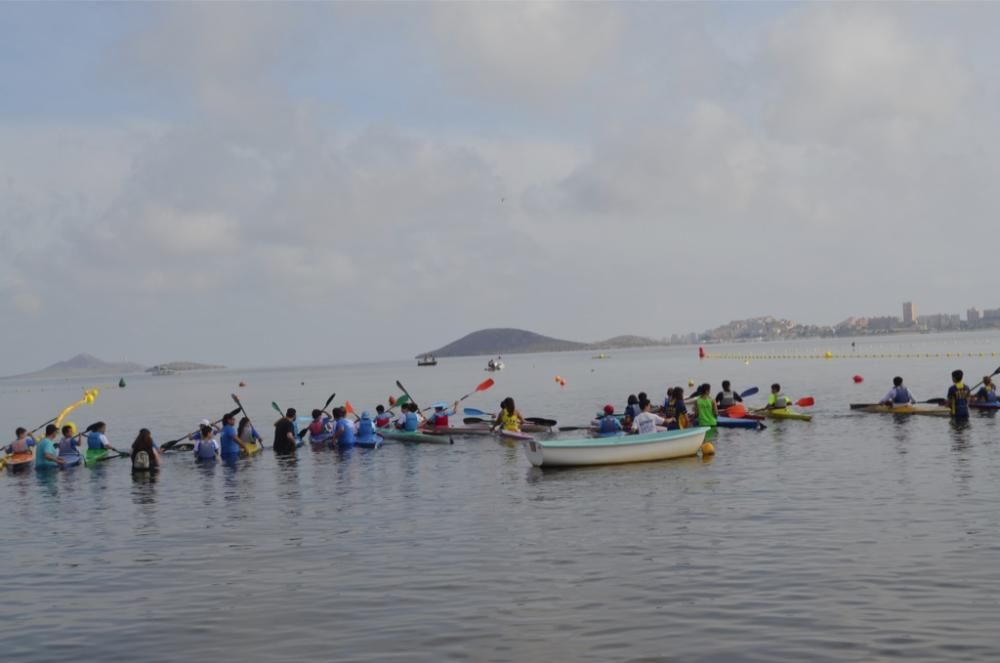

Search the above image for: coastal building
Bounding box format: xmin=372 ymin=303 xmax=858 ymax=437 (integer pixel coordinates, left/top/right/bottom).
xmin=968 ymin=307 xmax=981 ymax=322
xmin=903 ymin=301 xmax=916 ymax=326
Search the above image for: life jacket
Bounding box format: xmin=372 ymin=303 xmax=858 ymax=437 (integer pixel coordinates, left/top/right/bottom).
xmin=195 ymin=439 xmax=217 ymax=460
xmin=11 ymin=438 xmax=30 ymax=453
xmin=498 ymin=409 xmax=520 ymax=431
xmin=720 ymin=391 xmax=738 ymax=408
xmin=403 ymin=412 xmax=419 ymax=432
xmin=357 ymin=418 xmax=376 ymax=440
xmin=430 ymin=412 xmax=448 ymax=428
xmin=771 ymin=395 xmax=790 ymax=409
xmin=598 ymin=416 xmax=622 ymax=434
xmin=951 ymin=383 xmax=971 ymax=416
xmin=336 ymin=419 xmax=356 ymax=445
xmin=59 ymin=437 xmax=78 ymax=455
xmin=375 ymin=414 xmax=391 ymax=428
xmin=86 ymin=431 xmax=105 ymax=451
xmin=892 ymin=387 xmax=912 ymax=404
xmin=133 ymin=450 xmax=151 ymax=471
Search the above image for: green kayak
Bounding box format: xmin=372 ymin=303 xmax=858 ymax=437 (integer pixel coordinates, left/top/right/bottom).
xmin=377 ymin=429 xmax=453 ymax=444
xmin=84 ymin=449 xmax=109 ymax=466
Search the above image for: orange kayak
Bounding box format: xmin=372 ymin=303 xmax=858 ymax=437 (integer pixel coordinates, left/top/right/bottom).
xmin=4 ymin=451 xmax=34 ymax=471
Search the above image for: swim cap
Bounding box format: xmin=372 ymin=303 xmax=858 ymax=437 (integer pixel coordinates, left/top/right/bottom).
xmin=603 ymin=404 xmax=614 ymax=415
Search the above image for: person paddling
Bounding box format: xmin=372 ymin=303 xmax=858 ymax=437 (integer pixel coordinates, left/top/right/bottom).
xmin=765 ymin=384 xmax=791 ymax=410
xmin=85 ymin=422 xmax=120 ymax=456
xmin=715 ymin=380 xmax=743 ymax=410
xmin=879 ymin=376 xmax=916 ymax=407
xmin=593 ymin=404 xmax=623 ymax=435
xmin=395 ymin=402 xmax=422 ymax=432
xmin=273 ymin=408 xmax=298 ymax=455
xmin=947 ymin=370 xmax=971 ymax=420
xmin=193 ymin=425 xmax=220 ymax=461
xmin=633 ymin=398 xmax=672 ymax=434
xmin=58 ymin=425 xmax=82 ymax=464
xmin=425 ymin=401 xmax=459 ymax=429
xmin=35 ymin=424 xmax=65 ymax=469
xmin=237 ymin=417 xmax=263 ymax=452
xmin=493 ymin=397 xmax=524 ymax=433
xmin=307 ymin=409 xmax=333 ymax=444
xmin=974 ymin=375 xmax=999 ymax=403
xmin=374 ymin=405 xmax=392 ymax=429
xmin=695 ymin=384 xmax=718 ymax=427
xmin=356 ymin=412 xmax=379 ymax=444
xmin=131 ymin=429 xmax=161 ymax=472
xmin=6 ymin=427 xmax=36 ymax=455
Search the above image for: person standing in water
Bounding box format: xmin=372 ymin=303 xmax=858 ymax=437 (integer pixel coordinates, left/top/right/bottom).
xmin=273 ymin=408 xmax=298 ymax=455
xmin=35 ymin=424 xmax=65 ymax=469
xmin=695 ymin=384 xmax=718 ymax=428
xmin=131 ymin=429 xmax=161 ymax=472
xmin=193 ymin=424 xmax=220 ymax=461
xmin=947 ymin=370 xmax=971 ymax=420
xmin=6 ymin=427 xmax=35 ymax=454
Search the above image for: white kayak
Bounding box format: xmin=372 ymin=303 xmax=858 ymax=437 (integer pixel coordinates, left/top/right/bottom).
xmin=522 ymin=427 xmax=709 ymax=468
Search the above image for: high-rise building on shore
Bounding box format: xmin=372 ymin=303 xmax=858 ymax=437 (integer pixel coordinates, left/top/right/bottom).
xmin=903 ymin=301 xmax=916 ymax=326
xmin=968 ymin=307 xmax=982 ymax=322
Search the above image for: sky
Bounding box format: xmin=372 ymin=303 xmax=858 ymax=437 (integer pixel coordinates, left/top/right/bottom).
xmin=3 ymin=1 xmax=1000 ymax=373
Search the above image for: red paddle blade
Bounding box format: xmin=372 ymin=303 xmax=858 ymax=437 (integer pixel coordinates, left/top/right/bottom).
xmin=476 ymin=378 xmax=495 ymax=392
xmin=797 ymin=397 xmax=815 ymax=407
xmin=345 ymin=400 xmax=355 ymax=413
xmin=727 ymin=404 xmax=748 ymax=418
xmin=388 ymin=395 xmax=397 ymax=406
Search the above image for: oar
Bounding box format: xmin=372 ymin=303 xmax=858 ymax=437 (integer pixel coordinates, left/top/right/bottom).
xmin=161 ymin=407 xmax=241 ymax=451
xmin=465 ymin=415 xmax=556 ymax=427
xmin=395 ymin=380 xmax=423 ymax=419
xmin=751 ymin=396 xmax=815 ymax=414
xmin=966 ymin=365 xmax=1000 ymax=395
xmin=423 ymin=379 xmax=496 ymax=413
xmin=740 ymin=386 xmax=759 ymax=398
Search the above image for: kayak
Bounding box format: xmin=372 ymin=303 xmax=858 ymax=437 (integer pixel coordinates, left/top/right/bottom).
xmin=241 ymin=441 xmax=263 ymax=457
xmin=970 ymin=402 xmax=1000 ymax=410
xmin=761 ymin=408 xmax=812 ymax=422
xmin=715 ymin=417 xmax=766 ymax=430
xmin=355 ymin=434 xmax=383 ymax=449
xmin=850 ymin=403 xmax=951 ymax=416
xmin=4 ymin=451 xmax=34 ymax=471
xmin=60 ymin=453 xmax=83 ymax=467
xmin=378 ymin=429 xmax=453 ymax=444
xmin=497 ymin=429 xmax=534 ymax=442
xmin=523 ymin=427 xmax=709 ymax=467
xmin=424 ymin=426 xmax=493 ymax=437
xmin=84 ymin=449 xmax=109 ymax=466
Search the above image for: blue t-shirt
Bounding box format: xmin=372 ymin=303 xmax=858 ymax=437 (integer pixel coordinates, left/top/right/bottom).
xmin=219 ymin=424 xmax=241 ymax=459
xmin=335 ymin=419 xmax=356 ymax=446
xmin=598 ymin=417 xmax=623 ymax=434
xmin=35 ymin=437 xmax=59 ymax=469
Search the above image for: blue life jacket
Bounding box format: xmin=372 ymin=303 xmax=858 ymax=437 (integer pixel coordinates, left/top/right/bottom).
xmin=86 ymin=432 xmax=105 ymax=451
xmin=599 ymin=417 xmax=622 ymax=434
xmin=195 ymin=440 xmax=217 ymax=460
xmin=403 ymin=412 xmax=419 ymax=432
xmin=893 ymin=387 xmax=912 ymax=404
xmin=357 ymin=418 xmax=376 ymax=441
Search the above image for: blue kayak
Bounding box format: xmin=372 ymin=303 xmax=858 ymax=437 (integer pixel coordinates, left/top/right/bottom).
xmin=60 ymin=453 xmax=82 ymax=467
xmin=355 ymin=434 xmax=383 ymax=449
xmin=715 ymin=417 xmax=766 ymax=430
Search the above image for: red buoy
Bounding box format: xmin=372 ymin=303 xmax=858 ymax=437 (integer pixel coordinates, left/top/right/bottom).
xmin=698 ymin=346 xmax=705 ymax=359
xmin=853 ymin=375 xmax=864 ymax=384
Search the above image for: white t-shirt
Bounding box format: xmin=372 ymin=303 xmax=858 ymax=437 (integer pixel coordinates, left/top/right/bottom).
xmin=632 ymin=411 xmax=665 ymax=435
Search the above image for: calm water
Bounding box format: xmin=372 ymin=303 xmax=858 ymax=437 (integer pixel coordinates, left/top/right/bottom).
xmin=4 ymin=333 xmax=1000 ymax=661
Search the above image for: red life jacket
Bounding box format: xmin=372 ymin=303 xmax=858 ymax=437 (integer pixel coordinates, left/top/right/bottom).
xmin=432 ymin=413 xmax=448 ymax=427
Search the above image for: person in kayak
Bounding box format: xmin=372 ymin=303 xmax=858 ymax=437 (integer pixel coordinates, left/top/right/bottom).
xmin=219 ymin=412 xmax=248 ymax=461
xmin=632 ymin=398 xmax=671 ymax=434
xmin=374 ymin=405 xmax=392 ymax=428
xmin=332 ymin=408 xmax=357 ymax=446
xmin=695 ymin=384 xmax=718 ymax=427
xmin=395 ymin=402 xmax=422 ymax=431
xmin=425 ymin=401 xmax=459 ymax=429
xmin=974 ymin=376 xmax=999 ymax=403
xmin=307 ymin=409 xmax=333 ymax=444
xmin=765 ymin=384 xmax=791 ymax=410
xmin=58 ymin=424 xmax=82 ymax=462
xmin=356 ymin=412 xmax=379 ymax=444
xmin=6 ymin=427 xmax=36 ymax=454
xmin=592 ymin=404 xmax=623 ymax=435
xmin=947 ymin=370 xmax=971 ymax=420
xmin=131 ymin=429 xmax=161 ymax=472
xmin=493 ymin=397 xmax=524 ymax=432
xmin=35 ymin=424 xmax=65 ymax=469
xmin=193 ymin=424 xmax=220 ymax=460
xmin=273 ymin=408 xmax=298 ymax=455
xmin=85 ymin=422 xmax=120 ymax=455
xmin=879 ymin=376 xmax=916 ymax=407
xmin=237 ymin=417 xmax=263 ymax=450
xmin=715 ymin=381 xmax=743 ymax=410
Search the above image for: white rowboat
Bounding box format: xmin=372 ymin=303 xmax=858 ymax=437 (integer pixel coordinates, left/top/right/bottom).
xmin=522 ymin=427 xmax=709 ymax=468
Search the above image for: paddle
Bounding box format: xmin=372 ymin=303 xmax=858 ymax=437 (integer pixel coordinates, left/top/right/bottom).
xmin=396 ymin=380 xmax=425 ymax=423
xmin=161 ymin=407 xmax=241 ymax=451
xmin=751 ymin=396 xmax=815 ymax=414
xmin=464 ymin=415 xmax=556 ymax=428
xmin=463 ymin=407 xmax=492 ymax=418
xmin=423 ymin=379 xmax=495 ymax=414
xmin=740 ymin=387 xmax=759 ymax=398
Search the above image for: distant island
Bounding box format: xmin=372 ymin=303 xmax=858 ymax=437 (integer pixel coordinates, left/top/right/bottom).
xmin=145 ymin=361 xmax=224 ymax=374
xmin=2 ymin=354 xmax=225 ymax=380
xmin=419 ymin=328 xmax=666 ymax=358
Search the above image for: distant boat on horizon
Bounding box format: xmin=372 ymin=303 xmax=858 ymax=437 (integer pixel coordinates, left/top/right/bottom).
xmin=417 ymin=355 xmax=438 ymax=367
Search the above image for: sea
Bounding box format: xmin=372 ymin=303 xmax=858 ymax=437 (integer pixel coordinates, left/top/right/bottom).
xmin=3 ymin=331 xmax=1000 ymax=662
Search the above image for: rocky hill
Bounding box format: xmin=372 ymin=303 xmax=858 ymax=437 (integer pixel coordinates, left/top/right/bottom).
xmin=420 ymin=328 xmax=664 ymax=358
xmin=6 ymin=353 xmax=146 ymax=379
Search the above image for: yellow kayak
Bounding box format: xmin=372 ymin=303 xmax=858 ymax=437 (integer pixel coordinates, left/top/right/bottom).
xmin=851 ymin=403 xmax=950 ymax=417
xmin=763 ymin=408 xmax=813 ymax=422
xmin=241 ymin=441 xmax=263 ymax=457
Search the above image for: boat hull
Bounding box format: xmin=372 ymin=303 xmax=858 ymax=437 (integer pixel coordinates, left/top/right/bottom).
xmin=851 ymin=404 xmax=951 ymax=416
xmin=763 ymin=409 xmax=813 ymax=421
xmin=523 ymin=427 xmax=708 ymax=467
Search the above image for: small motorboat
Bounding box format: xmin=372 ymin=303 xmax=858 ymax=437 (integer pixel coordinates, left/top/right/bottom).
xmin=522 ymin=427 xmax=709 ymax=467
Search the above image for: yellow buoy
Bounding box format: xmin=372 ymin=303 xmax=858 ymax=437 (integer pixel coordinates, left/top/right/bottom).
xmin=688 ymin=378 xmax=695 ymax=387
xmin=701 ymin=442 xmax=715 ymax=456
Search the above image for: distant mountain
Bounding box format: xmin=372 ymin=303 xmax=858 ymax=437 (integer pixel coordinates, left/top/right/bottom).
xmin=146 ymin=361 xmax=224 ymax=373
xmin=420 ymin=328 xmax=665 ymax=358
xmin=5 ymin=353 xmax=146 ymax=379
